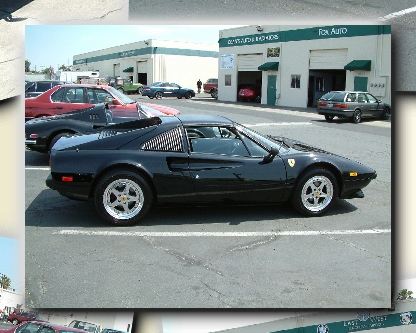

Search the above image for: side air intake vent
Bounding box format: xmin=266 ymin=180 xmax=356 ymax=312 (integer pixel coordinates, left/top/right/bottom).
xmin=140 ymin=127 xmax=184 ymax=152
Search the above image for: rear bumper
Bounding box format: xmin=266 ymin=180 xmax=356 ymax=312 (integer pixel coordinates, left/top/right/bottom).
xmin=317 ymin=108 xmax=354 ymax=118
xmin=46 ymin=174 xmax=91 ymax=201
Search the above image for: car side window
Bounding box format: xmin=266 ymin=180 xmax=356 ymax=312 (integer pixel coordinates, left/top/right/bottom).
xmin=50 ymin=87 xmax=66 ymax=102
xmin=357 ymin=93 xmax=367 ymax=103
xmin=16 ymin=322 xmax=43 ymax=333
xmin=346 ymin=93 xmax=356 ymax=102
xmin=366 ymin=93 xmax=377 ymax=103
xmin=87 ymin=88 xmax=113 ymax=103
xmin=63 ymin=88 xmax=85 ymax=103
xmin=38 ymin=327 xmax=55 ymax=333
xmin=187 ymin=126 xmax=250 ymax=157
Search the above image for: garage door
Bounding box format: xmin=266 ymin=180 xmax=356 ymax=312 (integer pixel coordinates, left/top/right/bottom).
xmin=238 ymin=54 xmax=263 ymax=71
xmin=309 ymin=49 xmax=348 ymax=70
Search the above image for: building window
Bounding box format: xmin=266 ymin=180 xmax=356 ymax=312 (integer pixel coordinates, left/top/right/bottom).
xmin=267 ymin=47 xmax=280 ymax=58
xmin=225 ymin=75 xmax=232 ymax=86
xmin=291 ymin=75 xmax=301 ymax=89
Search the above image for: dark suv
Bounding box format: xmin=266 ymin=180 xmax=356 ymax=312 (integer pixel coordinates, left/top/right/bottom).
xmin=25 ymin=80 xmax=71 ymax=98
xmin=317 ymin=91 xmax=391 ymax=123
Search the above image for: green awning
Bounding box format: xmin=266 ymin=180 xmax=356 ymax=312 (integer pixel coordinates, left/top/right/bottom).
xmin=258 ymin=62 xmax=279 ymax=71
xmin=122 ymin=67 xmax=134 ymax=72
xmin=344 ymin=60 xmax=371 ymax=71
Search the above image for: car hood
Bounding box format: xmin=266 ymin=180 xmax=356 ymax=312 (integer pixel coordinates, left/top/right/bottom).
xmin=271 ymin=136 xmax=330 ymax=154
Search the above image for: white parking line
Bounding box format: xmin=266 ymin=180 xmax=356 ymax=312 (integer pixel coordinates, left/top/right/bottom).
xmin=379 ymin=6 xmax=416 ymax=20
xmin=53 ymin=229 xmax=390 ymax=237
xmin=25 ymin=167 xmax=50 ymax=170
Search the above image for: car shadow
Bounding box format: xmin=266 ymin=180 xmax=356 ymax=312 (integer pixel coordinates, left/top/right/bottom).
xmin=25 ymin=189 xmax=358 ymax=228
xmin=25 ymin=150 xmax=49 ymax=166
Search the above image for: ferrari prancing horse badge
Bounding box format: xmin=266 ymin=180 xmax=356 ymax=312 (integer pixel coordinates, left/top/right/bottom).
xmin=288 ymin=159 xmax=295 ymax=167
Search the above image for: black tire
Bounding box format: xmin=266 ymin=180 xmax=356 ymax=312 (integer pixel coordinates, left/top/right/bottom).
xmin=12 ymin=319 xmax=19 ymax=326
xmin=48 ymin=132 xmax=72 ymax=153
xmin=137 ymin=87 xmax=143 ymax=95
xmin=155 ymin=91 xmax=163 ymax=99
xmin=290 ymin=168 xmax=338 ymax=216
xmin=324 ymin=115 xmax=334 ymax=122
xmin=211 ymin=88 xmax=218 ymax=99
xmin=254 ymin=95 xmax=261 ymax=103
xmin=117 ymin=87 xmax=124 ymax=93
xmin=184 ymin=91 xmax=192 ymax=99
xmin=94 ymin=169 xmax=153 ymax=226
xmin=353 ymin=109 xmax=362 ymax=123
xmin=380 ymin=106 xmax=391 ymax=120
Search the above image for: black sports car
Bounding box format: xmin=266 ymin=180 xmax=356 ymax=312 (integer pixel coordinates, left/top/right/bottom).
xmin=46 ymin=114 xmax=377 ymax=226
xmin=25 ymin=103 xmax=168 ymax=153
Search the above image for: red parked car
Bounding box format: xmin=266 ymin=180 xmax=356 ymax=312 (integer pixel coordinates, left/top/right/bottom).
xmin=6 ymin=311 xmax=46 ymax=326
xmin=1 ymin=321 xmax=88 ymax=333
xmin=238 ymin=85 xmax=262 ymax=103
xmin=25 ymin=84 xmax=179 ymax=121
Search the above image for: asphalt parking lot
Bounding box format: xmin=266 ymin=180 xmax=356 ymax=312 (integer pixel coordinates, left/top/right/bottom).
xmin=25 ymin=96 xmax=391 ymax=308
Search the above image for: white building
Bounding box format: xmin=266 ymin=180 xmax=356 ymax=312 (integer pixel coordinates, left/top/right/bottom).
xmin=0 ymin=288 xmax=23 ymax=313
xmin=211 ymin=299 xmax=416 ymax=333
xmin=218 ymin=25 xmax=391 ymax=108
xmin=72 ymin=39 xmax=219 ymax=90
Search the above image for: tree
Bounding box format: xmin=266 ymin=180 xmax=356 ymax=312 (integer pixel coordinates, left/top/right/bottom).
xmin=58 ymin=64 xmax=72 ymax=71
xmin=397 ymin=288 xmax=414 ymax=300
xmin=25 ymin=60 xmax=31 ymax=73
xmin=0 ymin=275 xmax=11 ymax=290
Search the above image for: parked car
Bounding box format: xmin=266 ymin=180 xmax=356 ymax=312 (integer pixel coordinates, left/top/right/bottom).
xmin=238 ymin=85 xmax=262 ymax=102
xmin=68 ymin=321 xmax=102 ymax=333
xmin=25 ymin=80 xmax=72 ymax=98
xmin=6 ymin=312 xmax=46 ymax=326
xmin=25 ymin=84 xmax=179 ymax=121
xmin=0 ymin=321 xmax=88 ymax=333
xmin=203 ymin=78 xmax=218 ymax=94
xmin=114 ymin=78 xmax=144 ymax=95
xmin=142 ymin=82 xmax=195 ymax=99
xmin=102 ymin=329 xmax=127 ymax=333
xmin=210 ymin=87 xmax=218 ymax=99
xmin=317 ymin=91 xmax=391 ymax=123
xmin=25 ymin=102 xmax=174 ymax=153
xmin=46 ymin=114 xmax=377 ymax=226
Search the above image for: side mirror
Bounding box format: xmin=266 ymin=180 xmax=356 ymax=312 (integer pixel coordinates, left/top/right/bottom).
xmin=261 ymin=146 xmax=279 ymax=164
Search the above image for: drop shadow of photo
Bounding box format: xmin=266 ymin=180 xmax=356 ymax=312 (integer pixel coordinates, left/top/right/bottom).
xmin=25 ymin=188 xmax=358 ymax=228
xmin=1 ymin=0 xmax=33 ymax=22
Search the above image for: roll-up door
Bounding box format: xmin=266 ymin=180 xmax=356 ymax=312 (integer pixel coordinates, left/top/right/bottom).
xmin=237 ymin=54 xmax=263 ymax=71
xmin=137 ymin=60 xmax=147 ymax=72
xmin=309 ymin=49 xmax=348 ymax=70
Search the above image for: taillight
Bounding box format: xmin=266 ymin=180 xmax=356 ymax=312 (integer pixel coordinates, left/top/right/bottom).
xmin=62 ymin=176 xmax=73 ymax=182
xmin=317 ymin=102 xmax=327 ymax=107
xmin=334 ymin=103 xmax=348 ymax=108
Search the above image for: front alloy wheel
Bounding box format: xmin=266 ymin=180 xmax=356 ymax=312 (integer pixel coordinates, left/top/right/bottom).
xmin=95 ymin=170 xmax=152 ymax=226
xmin=291 ymin=168 xmax=338 ymax=216
xmin=184 ymin=91 xmax=192 ymax=99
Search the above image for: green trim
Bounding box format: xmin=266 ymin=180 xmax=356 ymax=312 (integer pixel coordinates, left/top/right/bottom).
xmin=344 ymin=60 xmax=372 ymax=71
xmin=122 ymin=67 xmax=134 ymax=72
xmin=73 ymin=47 xmax=218 ymax=66
xmin=258 ymin=62 xmax=279 ymax=70
xmin=267 ymin=310 xmax=415 ymax=333
xmin=219 ymin=25 xmax=391 ymax=48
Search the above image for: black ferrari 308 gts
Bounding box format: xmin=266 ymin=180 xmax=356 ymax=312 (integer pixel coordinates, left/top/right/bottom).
xmin=46 ymin=114 xmax=377 ymax=226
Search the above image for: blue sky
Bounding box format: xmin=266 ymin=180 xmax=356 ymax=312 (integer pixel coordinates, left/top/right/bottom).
xmin=25 ymin=25 xmax=243 ymax=71
xmin=0 ymin=238 xmax=21 ymax=292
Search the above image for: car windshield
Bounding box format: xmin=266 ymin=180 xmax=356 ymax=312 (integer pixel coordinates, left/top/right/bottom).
xmin=107 ymin=87 xmax=135 ymax=104
xmin=236 ymin=124 xmax=284 ymax=152
xmin=320 ymin=92 xmax=345 ymax=102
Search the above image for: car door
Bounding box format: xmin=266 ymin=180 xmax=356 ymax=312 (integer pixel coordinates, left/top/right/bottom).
xmin=185 ymin=126 xmax=287 ymax=203
xmin=365 ymin=93 xmax=383 ymax=116
xmin=161 ymin=82 xmax=176 ymax=97
xmin=357 ymin=92 xmax=371 ymax=115
xmin=50 ymin=87 xmax=91 ymax=113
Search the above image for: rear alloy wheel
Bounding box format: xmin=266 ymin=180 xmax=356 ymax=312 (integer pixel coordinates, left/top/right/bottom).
xmin=155 ymin=91 xmax=163 ymax=99
xmin=324 ymin=115 xmax=334 ymax=122
xmin=290 ymin=168 xmax=338 ymax=216
xmin=184 ymin=91 xmax=192 ymax=99
xmin=353 ymin=109 xmax=362 ymax=123
xmin=94 ymin=170 xmax=153 ymax=226
xmin=380 ymin=106 xmax=391 ymax=120
xmin=118 ymin=87 xmax=124 ymax=93
xmin=49 ymin=132 xmax=72 ymax=153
